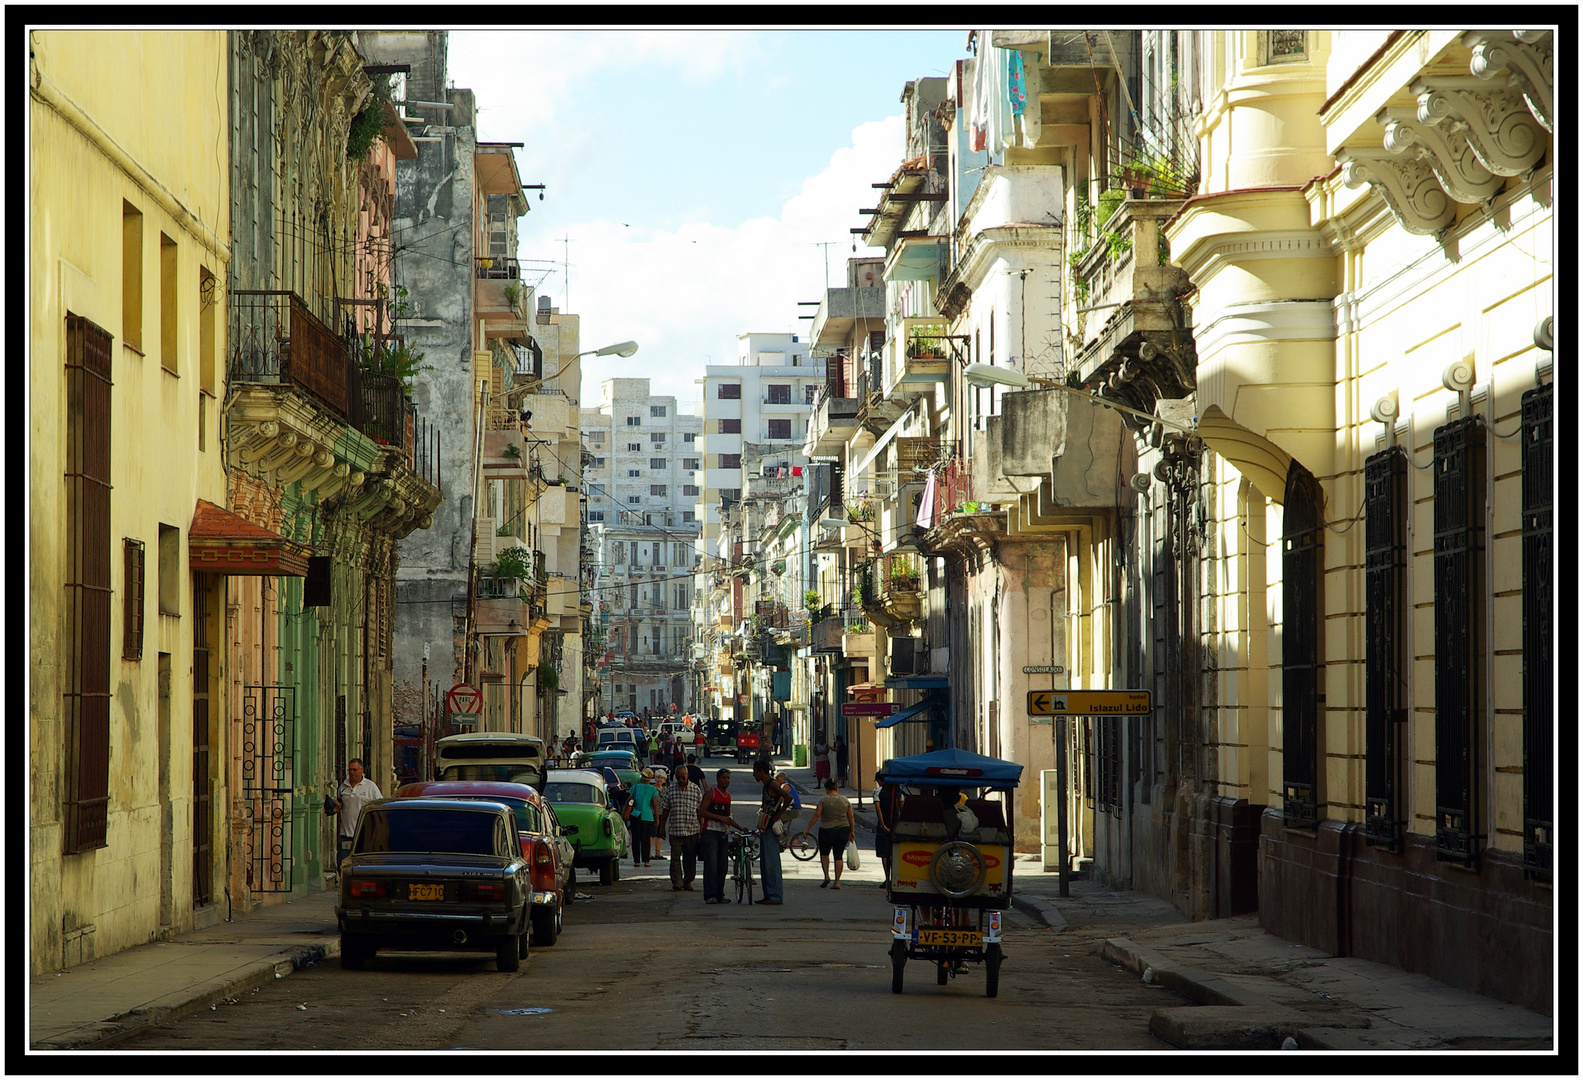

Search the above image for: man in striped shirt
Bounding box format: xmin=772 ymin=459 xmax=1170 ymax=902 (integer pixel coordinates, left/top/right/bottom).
xmin=656 ymin=767 xmax=704 ymax=891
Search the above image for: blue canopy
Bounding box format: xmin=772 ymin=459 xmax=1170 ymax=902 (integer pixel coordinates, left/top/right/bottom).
xmin=878 ymin=747 xmax=1024 ymax=789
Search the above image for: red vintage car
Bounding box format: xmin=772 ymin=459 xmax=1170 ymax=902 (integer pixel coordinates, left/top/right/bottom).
xmin=395 ymin=780 xmax=574 ymax=947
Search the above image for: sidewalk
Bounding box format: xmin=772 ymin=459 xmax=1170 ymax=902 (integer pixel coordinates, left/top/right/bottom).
xmin=29 ymin=887 xmax=342 ymax=1051
xmin=783 ymin=757 xmax=1554 ymax=1052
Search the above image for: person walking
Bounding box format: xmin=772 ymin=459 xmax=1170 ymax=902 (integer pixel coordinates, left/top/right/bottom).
xmin=629 ymin=768 xmax=659 ymax=867
xmin=684 ymin=752 xmax=705 ymax=787
xmin=656 ymin=766 xmax=703 ymax=892
xmin=873 ymin=770 xmax=902 ymax=875
xmin=813 ymin=731 xmax=831 ymax=785
xmin=801 ymin=777 xmax=855 ymax=888
xmin=833 ymin=735 xmax=849 ymax=789
xmin=334 ymin=758 xmax=382 ymax=869
xmin=751 ymin=759 xmax=794 ymax=905
xmin=697 ymin=768 xmax=742 ymax=904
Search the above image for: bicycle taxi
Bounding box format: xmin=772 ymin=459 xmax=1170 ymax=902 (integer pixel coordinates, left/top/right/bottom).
xmin=879 ymin=747 xmax=1023 ymax=997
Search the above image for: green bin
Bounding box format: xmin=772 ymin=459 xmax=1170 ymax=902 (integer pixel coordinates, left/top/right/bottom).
xmin=793 ymin=744 xmax=807 ymax=768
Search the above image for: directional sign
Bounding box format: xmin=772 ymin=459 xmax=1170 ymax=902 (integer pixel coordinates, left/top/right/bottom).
xmin=446 ymin=682 xmax=483 ymax=715
xmin=842 ymin=701 xmax=902 ymax=717
xmin=1027 ymin=690 xmax=1152 ymax=716
xmin=1021 ymin=665 xmax=1066 ymax=675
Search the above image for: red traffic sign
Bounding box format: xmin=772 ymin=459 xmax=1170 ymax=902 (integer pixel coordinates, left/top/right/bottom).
xmin=446 ymin=682 xmax=483 ymax=715
xmin=841 ymin=702 xmax=901 ymax=717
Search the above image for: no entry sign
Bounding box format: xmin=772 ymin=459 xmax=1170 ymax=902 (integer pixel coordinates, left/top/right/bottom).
xmin=446 ymin=682 xmax=483 ymax=715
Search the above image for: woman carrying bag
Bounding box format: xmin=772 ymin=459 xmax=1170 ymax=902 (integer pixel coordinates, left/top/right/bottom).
xmin=800 ymin=777 xmax=855 ymax=889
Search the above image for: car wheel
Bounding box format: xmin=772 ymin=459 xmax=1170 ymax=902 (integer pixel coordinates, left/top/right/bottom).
xmin=496 ymin=933 xmax=522 ymax=972
xmin=599 ymin=858 xmax=615 ymax=886
xmin=532 ymin=903 xmax=560 ymax=947
xmin=611 ymin=857 xmax=621 ymax=882
xmin=340 ymin=935 xmax=368 ymax=970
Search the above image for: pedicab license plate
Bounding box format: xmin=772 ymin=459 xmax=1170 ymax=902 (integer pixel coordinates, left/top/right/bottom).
xmin=917 ymin=928 xmax=983 ymax=947
xmin=408 ymin=883 xmax=445 ymax=901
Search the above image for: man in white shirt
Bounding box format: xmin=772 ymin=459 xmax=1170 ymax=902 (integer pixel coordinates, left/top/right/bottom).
xmin=336 ymin=758 xmax=382 ymax=869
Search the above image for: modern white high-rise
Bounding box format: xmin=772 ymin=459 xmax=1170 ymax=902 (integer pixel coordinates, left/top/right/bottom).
xmin=581 ymin=379 xmax=702 ymax=714
xmin=693 ymin=332 xmax=821 ymax=564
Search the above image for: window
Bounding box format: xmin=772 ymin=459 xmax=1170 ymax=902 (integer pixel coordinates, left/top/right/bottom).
xmin=717 ymin=383 xmax=741 ymax=399
xmin=627 ymin=469 xmax=642 ymax=478
xmin=1281 ymin=464 xmax=1324 ymax=830
xmin=720 ymin=488 xmax=741 ymax=502
xmin=594 ymin=456 xmax=606 ymax=467
xmin=1522 ymin=384 xmax=1552 ymax=879
xmin=1363 ymin=446 xmax=1407 ymax=851
xmin=766 ymin=419 xmax=792 ymax=440
xmin=122 ymin=202 xmax=143 ymax=351
xmin=766 ymin=383 xmax=791 ymax=404
xmin=650 ymin=432 xmax=664 ymax=444
xmin=627 ymin=443 xmax=642 ymax=452
xmin=626 ymin=416 xmax=642 ymax=426
xmin=1433 ymin=417 xmax=1487 ymax=867
xmin=719 ymin=454 xmax=741 ymax=469
xmin=805 ymin=384 xmax=819 ymax=404
xmin=64 ymin=314 xmax=114 ymax=853
xmin=198 ymin=267 xmax=216 ymax=394
xmin=589 ymin=511 xmax=605 ymax=522
xmin=651 ymin=485 xmax=667 ymax=496
xmin=123 ymin=539 xmax=145 ymax=661
xmin=628 ymin=496 xmax=641 ymax=505
xmin=684 ymin=432 xmax=695 ymax=443
xmin=650 ymin=405 xmax=667 ymax=417
xmin=683 ymin=485 xmax=699 ymax=497
xmin=158 ymin=524 xmax=180 ymax=615
xmin=682 ymin=511 xmax=695 ymax=523
xmin=645 ymin=457 xmax=662 ymax=470
xmin=719 ymin=419 xmax=741 ymax=434
xmin=159 ymin=233 xmax=178 ymax=373
xmin=684 ymin=458 xmax=700 ymax=470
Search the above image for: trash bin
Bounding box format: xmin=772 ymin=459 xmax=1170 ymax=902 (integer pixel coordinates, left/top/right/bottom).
xmin=793 ymin=744 xmax=807 ymax=768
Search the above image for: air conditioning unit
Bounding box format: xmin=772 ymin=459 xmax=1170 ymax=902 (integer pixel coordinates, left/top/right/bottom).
xmin=889 ymin=635 xmax=918 ymax=675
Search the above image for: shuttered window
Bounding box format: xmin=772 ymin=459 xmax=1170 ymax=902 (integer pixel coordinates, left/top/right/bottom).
xmin=1281 ymin=464 xmax=1324 ymax=830
xmin=1521 ymin=385 xmax=1551 ymax=880
xmin=1433 ymin=417 xmax=1486 ymax=866
xmin=123 ymin=539 xmax=145 ymax=660
xmin=64 ymin=315 xmax=114 ymax=853
xmin=1364 ymin=447 xmax=1407 ymax=849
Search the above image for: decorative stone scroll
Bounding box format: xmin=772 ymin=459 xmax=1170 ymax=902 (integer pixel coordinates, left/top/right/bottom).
xmin=1412 ymin=77 xmax=1545 ymax=177
xmin=1336 ymin=148 xmax=1455 ymax=235
xmin=1464 ymin=30 xmax=1553 ymax=133
xmin=1377 ymin=109 xmax=1504 ymax=205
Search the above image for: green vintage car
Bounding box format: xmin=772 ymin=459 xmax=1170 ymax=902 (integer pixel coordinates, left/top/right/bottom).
xmin=573 ymin=749 xmax=643 ymax=788
xmin=543 ymin=768 xmax=629 ymax=885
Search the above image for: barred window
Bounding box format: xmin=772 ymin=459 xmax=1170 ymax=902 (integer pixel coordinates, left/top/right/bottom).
xmin=1364 ymin=447 xmax=1407 ymax=850
xmin=1281 ymin=464 xmax=1324 ymax=830
xmin=1522 ymin=384 xmax=1552 ymax=880
xmin=123 ymin=539 xmax=145 ymax=660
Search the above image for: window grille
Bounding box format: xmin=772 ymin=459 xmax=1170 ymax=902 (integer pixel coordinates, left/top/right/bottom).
xmin=1433 ymin=417 xmax=1486 ymax=866
xmin=1281 ymin=465 xmax=1324 ymax=830
xmin=1364 ymin=447 xmax=1407 ymax=849
xmin=1521 ymin=385 xmax=1551 ymax=879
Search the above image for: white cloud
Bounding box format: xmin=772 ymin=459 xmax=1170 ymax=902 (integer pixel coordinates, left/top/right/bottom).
xmin=557 ymin=113 xmax=904 ymax=409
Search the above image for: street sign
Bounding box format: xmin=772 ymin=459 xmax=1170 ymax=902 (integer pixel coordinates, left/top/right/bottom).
xmin=841 ymin=702 xmax=902 ymax=717
xmin=1021 ymin=665 xmax=1066 ymax=674
xmin=446 ymin=682 xmax=483 ymax=715
xmin=1027 ymin=689 xmax=1152 ymax=716
xmin=451 ymin=712 xmax=479 ymax=728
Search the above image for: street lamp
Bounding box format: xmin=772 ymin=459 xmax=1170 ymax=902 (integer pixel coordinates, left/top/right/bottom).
xmin=961 ymin=362 xmax=1194 ymax=433
xmin=576 ymin=340 xmax=639 ymax=359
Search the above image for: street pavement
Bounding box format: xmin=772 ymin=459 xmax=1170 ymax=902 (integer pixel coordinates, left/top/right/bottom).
xmin=27 ymin=753 xmax=1557 ymax=1055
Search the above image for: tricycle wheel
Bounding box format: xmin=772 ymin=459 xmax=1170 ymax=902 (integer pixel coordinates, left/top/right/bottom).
xmin=889 ymin=940 xmax=907 ymax=994
xmin=985 ymin=943 xmax=1002 ymax=998
xmin=937 ymin=958 xmax=950 ymax=985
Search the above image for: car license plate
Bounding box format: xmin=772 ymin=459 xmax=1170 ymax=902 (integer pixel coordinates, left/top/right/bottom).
xmin=408 ymin=883 xmax=445 ymax=901
xmin=917 ymin=928 xmax=982 ymax=947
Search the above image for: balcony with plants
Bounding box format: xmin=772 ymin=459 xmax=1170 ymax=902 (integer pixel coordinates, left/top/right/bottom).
xmin=886 ymin=316 xmax=960 ymax=395
xmin=474 ymin=545 xmax=549 ymax=636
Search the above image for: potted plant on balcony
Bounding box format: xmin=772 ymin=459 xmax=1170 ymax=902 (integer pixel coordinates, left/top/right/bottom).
xmin=502 ymin=442 xmax=521 ymax=460
xmin=907 ymin=324 xmax=946 ymax=360
xmin=889 ymin=559 xmax=920 ymax=593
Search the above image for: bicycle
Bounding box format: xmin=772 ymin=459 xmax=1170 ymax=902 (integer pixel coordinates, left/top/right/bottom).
xmin=727 ymin=831 xmax=758 ymax=904
xmin=776 ymin=823 xmax=817 ymax=862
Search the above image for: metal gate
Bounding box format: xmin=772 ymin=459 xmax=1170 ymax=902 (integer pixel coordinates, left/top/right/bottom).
xmin=240 ymin=685 xmax=296 ymax=891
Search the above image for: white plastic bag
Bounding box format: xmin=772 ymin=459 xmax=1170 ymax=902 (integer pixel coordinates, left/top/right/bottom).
xmin=845 ymin=836 xmax=861 ymax=871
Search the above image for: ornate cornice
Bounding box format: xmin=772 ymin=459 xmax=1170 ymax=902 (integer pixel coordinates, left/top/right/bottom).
xmin=1335 ymin=148 xmax=1454 ymax=236
xmin=1465 ymin=30 xmax=1553 ymax=133
xmin=226 ymin=386 xmax=367 ymax=501
xmin=1378 ymin=109 xmax=1504 ymax=206
xmin=1412 ymin=77 xmax=1545 ymax=177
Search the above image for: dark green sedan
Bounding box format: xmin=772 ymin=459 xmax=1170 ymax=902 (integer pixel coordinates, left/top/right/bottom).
xmin=543 ymin=768 xmax=629 ymax=885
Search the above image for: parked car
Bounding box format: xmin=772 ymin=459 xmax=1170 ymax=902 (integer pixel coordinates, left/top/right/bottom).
xmin=336 ymin=799 xmax=532 ymax=972
xmin=705 ymin=718 xmax=738 ymax=758
xmin=573 ymin=749 xmax=643 ymax=787
xmin=394 ymin=780 xmax=573 ymax=947
xmin=542 ymin=768 xmax=630 ymax=885
xmin=434 ymin=732 xmax=547 ymax=789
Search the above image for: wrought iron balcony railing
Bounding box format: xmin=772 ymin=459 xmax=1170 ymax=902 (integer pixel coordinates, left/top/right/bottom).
xmin=230 ymin=290 xmax=358 ymax=422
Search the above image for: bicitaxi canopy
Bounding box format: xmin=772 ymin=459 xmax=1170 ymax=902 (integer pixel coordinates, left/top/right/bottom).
xmin=878 ymin=747 xmax=1024 ymax=789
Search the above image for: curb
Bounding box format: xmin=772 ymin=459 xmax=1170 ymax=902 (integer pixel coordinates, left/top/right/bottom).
xmin=33 ymin=939 xmax=337 ymax=1051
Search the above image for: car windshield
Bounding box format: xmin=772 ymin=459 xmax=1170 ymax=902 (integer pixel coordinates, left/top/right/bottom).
xmin=543 ymin=782 xmax=601 ymax=804
xmin=441 ymin=764 xmax=538 ymax=785
xmin=355 ymin=808 xmax=504 ymax=855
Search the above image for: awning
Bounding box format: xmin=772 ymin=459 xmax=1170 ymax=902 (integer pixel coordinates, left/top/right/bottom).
xmin=1195 ymin=405 xmax=1295 ymax=506
xmin=875 ymin=690 xmax=947 ymax=729
xmin=851 ymin=406 xmax=914 ymax=479
xmin=884 ymin=673 xmax=949 ymax=690
xmin=189 ymin=499 xmax=310 ymax=576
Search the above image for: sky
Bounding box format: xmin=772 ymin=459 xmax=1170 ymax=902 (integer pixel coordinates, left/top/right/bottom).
xmin=446 ymin=28 xmax=971 ymax=411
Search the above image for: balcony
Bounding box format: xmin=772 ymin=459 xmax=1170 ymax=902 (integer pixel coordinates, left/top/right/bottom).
xmin=886 ymin=317 xmax=959 ymax=396
xmin=805 ymin=383 xmax=861 ymax=456
xmin=482 ymin=428 xmax=541 ymax=485
xmin=859 ymin=557 xmax=922 ymax=629
xmin=841 ymin=627 xmax=876 ymax=656
xmin=475 ymin=574 xmax=531 ymax=636
xmin=230 ymin=290 xmax=359 ymax=422
xmin=1071 ymin=196 xmax=1196 ymax=405
xmin=475 ymin=264 xmax=531 ymax=336
xmin=811 ymin=616 xmax=844 ymax=654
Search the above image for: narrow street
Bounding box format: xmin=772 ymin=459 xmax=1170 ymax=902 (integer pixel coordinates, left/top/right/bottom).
xmin=118 ymin=765 xmax=1182 ymax=1051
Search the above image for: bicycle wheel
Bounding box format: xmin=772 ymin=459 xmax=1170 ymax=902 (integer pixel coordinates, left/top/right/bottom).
xmin=787 ymin=832 xmax=817 ymax=862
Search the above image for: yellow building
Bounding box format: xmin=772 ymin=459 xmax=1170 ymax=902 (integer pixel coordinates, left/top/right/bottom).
xmin=30 ymin=31 xmax=234 ymax=970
